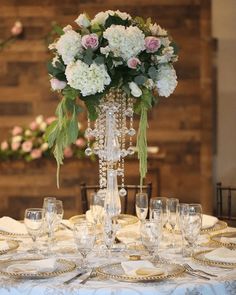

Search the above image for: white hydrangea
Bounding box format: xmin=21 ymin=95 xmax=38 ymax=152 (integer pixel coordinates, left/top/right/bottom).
xmin=55 ymin=30 xmax=83 ymax=65
xmin=91 ymin=10 xmax=131 ymax=26
xmin=103 ymin=25 xmax=145 ymax=61
xmin=149 ymin=23 xmax=167 ymax=36
xmin=153 ymin=46 xmax=175 ymax=64
xmin=156 ymin=64 xmax=177 ymax=97
xmin=65 ymin=60 xmax=111 ymax=96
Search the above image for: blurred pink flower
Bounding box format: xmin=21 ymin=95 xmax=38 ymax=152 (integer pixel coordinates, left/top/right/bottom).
xmin=81 ymin=34 xmax=99 ymax=50
xmin=50 ymin=78 xmax=67 ymax=91
xmin=127 ymin=57 xmax=141 ymax=69
xmin=1 ymin=141 xmax=8 ymax=151
xmin=11 ymin=21 xmax=23 ymax=36
xmin=22 ymin=141 xmax=33 ymax=153
xmin=75 ymin=138 xmax=86 ymax=147
xmin=12 ymin=126 xmax=23 ymax=136
xmin=46 ymin=116 xmax=57 ymax=125
xmin=11 ymin=142 xmax=20 ymax=151
xmin=63 ymin=146 xmax=73 ymax=158
xmin=145 ymin=36 xmax=161 ymax=53
xmin=30 ymin=148 xmax=42 ymax=159
xmin=29 ymin=121 xmax=38 ymax=131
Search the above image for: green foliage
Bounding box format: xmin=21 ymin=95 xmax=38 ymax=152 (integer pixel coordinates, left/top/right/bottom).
xmin=104 ymin=15 xmax=131 ymax=28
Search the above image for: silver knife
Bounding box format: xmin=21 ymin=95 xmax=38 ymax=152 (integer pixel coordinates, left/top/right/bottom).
xmin=63 ymin=270 xmax=87 ymax=285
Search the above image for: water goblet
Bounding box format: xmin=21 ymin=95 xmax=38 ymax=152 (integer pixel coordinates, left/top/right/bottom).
xmin=140 ymin=219 xmax=162 ymax=262
xmin=44 ymin=198 xmax=57 ymax=254
xmin=166 ymin=198 xmax=179 ymax=248
xmin=55 ymin=200 xmax=64 ymax=230
xmin=73 ymin=222 xmax=96 ymax=269
xmin=181 ymin=204 xmax=202 ymax=257
xmin=135 ymin=192 xmax=148 ymax=222
xmin=177 ymin=203 xmax=190 ymax=254
xmin=24 ymin=208 xmax=45 ymax=253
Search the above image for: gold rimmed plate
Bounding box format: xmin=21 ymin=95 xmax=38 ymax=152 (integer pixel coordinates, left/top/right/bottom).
xmin=192 ymin=249 xmax=236 ymax=269
xmin=0 ymin=258 xmax=76 ymax=279
xmin=0 ymin=230 xmax=28 ymax=238
xmin=69 ymin=214 xmax=138 ymax=227
xmin=96 ymin=261 xmax=185 ymax=282
xmin=0 ymin=239 xmax=19 ymax=255
xmin=210 ymin=231 xmax=236 ymax=249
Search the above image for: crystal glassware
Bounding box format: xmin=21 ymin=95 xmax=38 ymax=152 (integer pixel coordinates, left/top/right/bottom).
xmin=73 ymin=221 xmax=96 ymax=269
xmin=55 ymin=200 xmax=64 ymax=230
xmin=181 ymin=204 xmax=202 ymax=257
xmin=43 ymin=198 xmax=57 ymax=254
xmin=90 ymin=192 xmax=104 ymax=225
xmin=103 ymin=215 xmax=117 ymax=258
xmin=177 ymin=203 xmax=190 ymax=254
xmin=24 ymin=208 xmax=45 ymax=253
xmin=140 ymin=219 xmax=162 ymax=262
xmin=166 ymin=198 xmax=179 ymax=248
xmin=135 ymin=192 xmax=148 ymax=222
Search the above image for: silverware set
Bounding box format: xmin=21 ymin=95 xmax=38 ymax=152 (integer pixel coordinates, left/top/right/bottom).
xmin=183 ymin=263 xmax=217 ymax=280
xmin=63 ymin=268 xmax=95 ymax=285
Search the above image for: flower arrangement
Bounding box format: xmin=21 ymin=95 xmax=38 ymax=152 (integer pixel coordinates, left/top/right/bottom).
xmin=46 ymin=10 xmax=178 ymax=182
xmin=0 ymin=21 xmax=23 ymax=51
xmin=0 ymin=115 xmax=88 ymax=162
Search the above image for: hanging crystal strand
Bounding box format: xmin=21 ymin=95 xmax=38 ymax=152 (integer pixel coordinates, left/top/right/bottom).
xmin=119 ymin=91 xmax=127 ymax=197
xmin=85 ymin=115 xmax=92 ymax=156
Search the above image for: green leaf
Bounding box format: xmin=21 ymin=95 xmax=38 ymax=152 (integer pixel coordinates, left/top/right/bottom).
xmin=45 ymin=120 xmax=59 ymax=147
xmin=148 ymin=66 xmax=158 ymax=80
xmin=104 ymin=15 xmax=131 ymax=28
xmin=62 ymin=86 xmax=79 ymax=101
xmin=122 ymin=84 xmax=131 ymax=96
xmin=170 ymin=41 xmax=179 ymax=54
xmin=52 ymin=23 xmax=64 ymax=36
xmin=67 ymin=107 xmax=79 ymax=144
xmin=94 ymin=55 xmax=105 ymax=65
xmin=134 ymin=75 xmax=148 ymax=85
xmin=83 ymin=48 xmax=94 ymax=65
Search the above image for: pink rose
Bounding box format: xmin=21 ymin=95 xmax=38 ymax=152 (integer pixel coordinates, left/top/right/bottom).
xmin=11 ymin=21 xmax=23 ymax=36
xmin=50 ymin=78 xmax=67 ymax=91
xmin=81 ymin=34 xmax=99 ymax=50
xmin=11 ymin=142 xmax=20 ymax=151
xmin=75 ymin=138 xmax=86 ymax=147
xmin=30 ymin=148 xmax=42 ymax=159
xmin=22 ymin=141 xmax=33 ymax=152
xmin=145 ymin=36 xmax=161 ymax=53
xmin=63 ymin=146 xmax=73 ymax=158
xmin=1 ymin=141 xmax=8 ymax=151
xmin=46 ymin=116 xmax=57 ymax=125
xmin=127 ymin=57 xmax=141 ymax=69
xmin=29 ymin=121 xmax=38 ymax=131
xmin=12 ymin=126 xmax=23 ymax=136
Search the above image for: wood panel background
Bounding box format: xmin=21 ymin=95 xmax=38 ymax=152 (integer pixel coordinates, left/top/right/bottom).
xmin=0 ymin=0 xmax=214 ymax=218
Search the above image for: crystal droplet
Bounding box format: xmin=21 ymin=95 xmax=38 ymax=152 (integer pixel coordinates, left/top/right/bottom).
xmin=119 ymin=188 xmax=127 ymax=197
xmin=128 ymin=128 xmax=136 ymax=136
xmin=85 ymin=147 xmax=92 ymax=156
xmin=127 ymin=146 xmax=135 ymax=155
xmin=117 ymin=168 xmax=124 ymax=176
xmin=120 ymin=149 xmax=128 ymax=158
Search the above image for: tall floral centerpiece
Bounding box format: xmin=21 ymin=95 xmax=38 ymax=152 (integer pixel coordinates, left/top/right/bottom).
xmin=46 ymin=10 xmax=178 ymax=217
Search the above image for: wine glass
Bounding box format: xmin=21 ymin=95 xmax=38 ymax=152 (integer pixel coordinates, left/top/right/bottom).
xmin=140 ymin=220 xmax=162 ymax=262
xmin=73 ymin=221 xmax=96 ymax=269
xmin=54 ymin=200 xmax=64 ymax=230
xmin=90 ymin=192 xmax=104 ymax=225
xmin=103 ymin=215 xmax=117 ymax=258
xmin=43 ymin=198 xmax=57 ymax=253
xmin=182 ymin=204 xmax=202 ymax=256
xmin=177 ymin=203 xmax=190 ymax=254
xmin=24 ymin=208 xmax=45 ymax=253
xmin=166 ymin=198 xmax=179 ymax=248
xmin=135 ymin=192 xmax=148 ymax=222
xmin=149 ymin=197 xmax=167 ymax=224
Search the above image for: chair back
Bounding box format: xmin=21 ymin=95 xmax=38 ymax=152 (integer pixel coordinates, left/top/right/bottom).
xmin=216 ymin=182 xmax=236 ymax=226
xmin=80 ymin=182 xmax=152 ymax=215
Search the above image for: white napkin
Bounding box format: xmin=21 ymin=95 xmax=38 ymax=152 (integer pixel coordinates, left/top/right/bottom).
xmin=221 ymin=237 xmax=236 ymax=244
xmin=202 ymin=214 xmax=218 ymax=229
xmin=205 ymin=247 xmax=236 ymax=263
xmin=0 ymin=240 xmax=9 ymax=251
xmin=121 ymin=260 xmax=164 ymax=276
xmin=0 ymin=216 xmax=28 ymax=235
xmin=7 ymin=258 xmax=57 ymax=273
xmin=86 ymin=206 xmax=104 ymax=223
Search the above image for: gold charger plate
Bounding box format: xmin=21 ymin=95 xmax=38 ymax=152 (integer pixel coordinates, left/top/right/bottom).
xmin=0 ymin=239 xmax=19 ymax=255
xmin=0 ymin=230 xmax=28 ymax=238
xmin=96 ymin=261 xmax=185 ymax=282
xmin=192 ymin=249 xmax=236 ymax=269
xmin=0 ymin=258 xmax=76 ymax=279
xmin=69 ymin=214 xmax=138 ymax=227
xmin=210 ymin=231 xmax=236 ymax=249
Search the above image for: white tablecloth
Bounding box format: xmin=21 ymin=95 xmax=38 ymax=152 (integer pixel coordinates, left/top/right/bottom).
xmin=0 ymin=223 xmax=236 ymax=295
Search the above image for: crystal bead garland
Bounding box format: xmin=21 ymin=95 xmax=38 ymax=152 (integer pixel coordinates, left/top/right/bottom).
xmin=84 ymin=89 xmax=136 ymax=217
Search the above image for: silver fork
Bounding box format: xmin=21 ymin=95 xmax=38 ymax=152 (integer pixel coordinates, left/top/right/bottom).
xmin=79 ymin=268 xmax=96 ymax=285
xmin=183 ymin=263 xmax=217 ymax=277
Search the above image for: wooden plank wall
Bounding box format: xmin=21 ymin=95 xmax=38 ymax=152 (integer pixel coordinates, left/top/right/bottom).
xmin=0 ymin=0 xmax=214 ymax=218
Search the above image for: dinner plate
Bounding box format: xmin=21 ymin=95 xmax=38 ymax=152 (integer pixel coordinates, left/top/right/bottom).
xmin=0 ymin=230 xmax=28 ymax=238
xmin=0 ymin=239 xmax=19 ymax=255
xmin=192 ymin=249 xmax=236 ymax=268
xmin=96 ymin=261 xmax=185 ymax=282
xmin=69 ymin=214 xmax=138 ymax=227
xmin=210 ymin=231 xmax=236 ymax=249
xmin=0 ymin=258 xmax=76 ymax=279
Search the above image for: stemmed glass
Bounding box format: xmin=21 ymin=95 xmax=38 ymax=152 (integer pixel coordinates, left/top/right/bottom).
xmin=90 ymin=192 xmax=104 ymax=225
xmin=43 ymin=198 xmax=57 ymax=254
xmin=135 ymin=192 xmax=148 ymax=222
xmin=55 ymin=200 xmax=64 ymax=230
xmin=166 ymin=198 xmax=179 ymax=248
xmin=24 ymin=208 xmax=45 ymax=253
xmin=177 ymin=203 xmax=190 ymax=254
xmin=140 ymin=220 xmax=162 ymax=262
xmin=73 ymin=221 xmax=96 ymax=269
xmin=181 ymin=204 xmax=202 ymax=257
